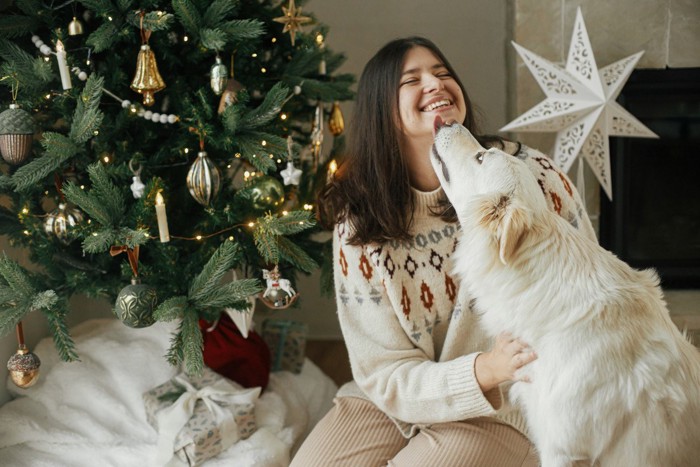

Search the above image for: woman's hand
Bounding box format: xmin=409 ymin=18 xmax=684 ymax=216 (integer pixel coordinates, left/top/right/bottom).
xmin=474 ymin=332 xmax=537 ymax=393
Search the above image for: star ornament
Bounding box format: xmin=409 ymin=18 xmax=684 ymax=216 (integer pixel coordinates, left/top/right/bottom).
xmin=500 ymin=7 xmax=658 ymax=200
xmin=273 ymin=0 xmax=312 ymax=46
xmin=281 ymin=161 xmax=302 ymax=185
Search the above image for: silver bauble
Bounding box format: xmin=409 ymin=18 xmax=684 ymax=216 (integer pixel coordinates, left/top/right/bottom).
xmin=210 ymin=56 xmax=229 ymax=96
xmin=44 ymin=203 xmax=83 ymax=244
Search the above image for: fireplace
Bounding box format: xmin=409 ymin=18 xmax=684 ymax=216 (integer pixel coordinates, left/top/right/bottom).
xmin=599 ymin=68 xmax=700 ymax=289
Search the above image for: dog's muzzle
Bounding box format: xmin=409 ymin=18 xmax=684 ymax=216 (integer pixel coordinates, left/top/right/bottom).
xmin=432 ymin=144 xmax=450 ymax=183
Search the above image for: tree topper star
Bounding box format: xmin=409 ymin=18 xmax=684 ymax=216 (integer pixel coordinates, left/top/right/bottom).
xmin=273 ymin=0 xmax=312 ymax=46
xmin=500 ymin=7 xmax=657 ymax=200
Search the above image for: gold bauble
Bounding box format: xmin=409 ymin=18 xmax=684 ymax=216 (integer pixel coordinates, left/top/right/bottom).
xmin=249 ymin=175 xmax=285 ymax=211
xmin=329 ymin=101 xmax=345 ymax=136
xmin=7 ymin=346 xmax=41 ymax=388
xmin=130 ymin=44 xmax=166 ymax=107
xmin=68 ymin=17 xmax=84 ymax=36
xmin=186 ymin=151 xmax=222 ymax=206
xmin=44 ymin=203 xmax=83 ymax=244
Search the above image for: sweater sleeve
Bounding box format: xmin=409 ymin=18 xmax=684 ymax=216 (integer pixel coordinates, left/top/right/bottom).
xmin=333 ymin=222 xmax=500 ymax=424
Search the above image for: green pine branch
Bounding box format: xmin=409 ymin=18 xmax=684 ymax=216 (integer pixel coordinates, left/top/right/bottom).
xmin=190 ymin=278 xmax=260 ymax=309
xmin=269 ymin=210 xmax=316 ymax=235
xmin=277 ymin=236 xmax=319 ymax=273
xmin=0 ymin=14 xmax=38 ymax=38
xmin=126 ymin=10 xmax=174 ymax=31
xmin=86 ymin=22 xmax=121 ymax=53
xmin=77 ymin=0 xmax=120 ymax=21
xmin=181 ymin=309 xmax=203 ymax=376
xmin=202 ymin=0 xmax=239 ymax=28
xmin=239 ymin=82 xmax=289 ymax=130
xmin=188 ymin=240 xmax=240 ymax=301
xmin=172 ymin=0 xmax=202 ymax=38
xmin=11 ymin=133 xmax=79 ymax=192
xmin=14 ymin=0 xmax=41 ymax=16
xmin=42 ymin=306 xmax=79 ymax=362
xmin=153 ymin=295 xmax=188 ymax=321
xmin=0 ymin=38 xmax=52 ymax=92
xmin=200 ymin=28 xmax=226 ymax=51
xmin=63 ymin=163 xmax=125 ymax=228
xmin=69 ymin=74 xmax=105 ymax=144
xmin=219 ymin=19 xmax=265 ymax=42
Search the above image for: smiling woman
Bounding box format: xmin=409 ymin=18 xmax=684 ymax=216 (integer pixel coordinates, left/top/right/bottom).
xmin=290 ymin=37 xmax=582 ymax=466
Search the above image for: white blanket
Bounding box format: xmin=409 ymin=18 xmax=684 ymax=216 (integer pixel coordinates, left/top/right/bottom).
xmin=0 ymin=318 xmax=338 ymax=467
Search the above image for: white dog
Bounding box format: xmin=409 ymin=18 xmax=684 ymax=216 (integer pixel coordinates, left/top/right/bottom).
xmin=431 ymin=119 xmax=700 ymax=467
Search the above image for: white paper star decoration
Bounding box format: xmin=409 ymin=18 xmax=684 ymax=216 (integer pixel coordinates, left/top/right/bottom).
xmin=281 ymin=160 xmax=302 ymax=185
xmin=501 ymin=7 xmax=658 ymax=200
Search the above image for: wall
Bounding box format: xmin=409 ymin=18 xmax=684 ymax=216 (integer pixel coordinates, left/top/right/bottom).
xmin=508 ymin=0 xmax=700 ymax=315
xmin=1 ymin=0 xmax=511 ymax=404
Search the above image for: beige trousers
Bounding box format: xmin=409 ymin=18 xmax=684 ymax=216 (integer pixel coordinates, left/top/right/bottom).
xmin=291 ymin=397 xmax=540 ymax=467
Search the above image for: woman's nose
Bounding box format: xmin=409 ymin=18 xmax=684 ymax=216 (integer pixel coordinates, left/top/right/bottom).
xmin=424 ymin=74 xmax=444 ymax=93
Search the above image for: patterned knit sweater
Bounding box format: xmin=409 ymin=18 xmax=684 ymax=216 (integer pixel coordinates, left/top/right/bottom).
xmin=333 ymin=143 xmax=596 ymax=438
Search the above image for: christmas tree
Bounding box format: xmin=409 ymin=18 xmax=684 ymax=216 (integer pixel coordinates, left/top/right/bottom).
xmin=0 ymin=0 xmax=353 ymax=376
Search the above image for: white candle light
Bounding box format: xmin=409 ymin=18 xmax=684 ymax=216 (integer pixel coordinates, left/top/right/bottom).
xmin=55 ymin=40 xmax=72 ymax=90
xmin=155 ymin=192 xmax=170 ymax=243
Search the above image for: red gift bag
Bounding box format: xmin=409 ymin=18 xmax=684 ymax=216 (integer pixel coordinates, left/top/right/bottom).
xmin=199 ymin=312 xmax=271 ymax=390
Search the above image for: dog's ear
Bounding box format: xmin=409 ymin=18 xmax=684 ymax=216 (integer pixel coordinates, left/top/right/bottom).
xmin=498 ymin=197 xmax=532 ymax=265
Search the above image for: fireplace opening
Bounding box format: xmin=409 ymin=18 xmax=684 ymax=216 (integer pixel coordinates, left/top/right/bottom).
xmin=599 ymin=68 xmax=700 ymax=289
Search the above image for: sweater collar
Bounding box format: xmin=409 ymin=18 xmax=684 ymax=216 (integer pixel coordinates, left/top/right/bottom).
xmin=411 ymin=186 xmax=444 ymax=217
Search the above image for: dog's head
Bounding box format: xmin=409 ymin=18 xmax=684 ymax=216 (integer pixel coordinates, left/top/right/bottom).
xmin=430 ymin=117 xmax=548 ymax=265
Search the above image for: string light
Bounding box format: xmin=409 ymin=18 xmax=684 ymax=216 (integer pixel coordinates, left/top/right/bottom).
xmin=280 ymin=113 xmax=287 ymax=120
xmin=195 ymin=235 xmax=202 ymax=241
xmin=248 ymin=222 xmax=255 ymax=227
xmin=23 ymin=230 xmax=30 ymax=236
xmin=252 ymin=53 xmax=258 ymax=58
xmin=183 ymin=35 xmax=189 ymax=42
xmin=21 ymin=208 xmax=29 ymax=214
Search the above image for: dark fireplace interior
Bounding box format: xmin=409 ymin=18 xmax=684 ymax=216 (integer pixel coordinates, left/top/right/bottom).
xmin=600 ymin=68 xmax=700 ymax=289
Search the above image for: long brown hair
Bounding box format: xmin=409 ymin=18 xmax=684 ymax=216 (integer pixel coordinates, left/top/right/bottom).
xmin=318 ymin=36 xmax=503 ymax=244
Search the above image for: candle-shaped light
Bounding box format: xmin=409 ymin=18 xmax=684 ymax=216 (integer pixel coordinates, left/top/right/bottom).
xmin=55 ymin=40 xmax=72 ymax=90
xmin=155 ymin=192 xmax=170 ymax=243
xmin=316 ymin=33 xmax=326 ymax=75
xmin=327 ymin=159 xmax=338 ymax=183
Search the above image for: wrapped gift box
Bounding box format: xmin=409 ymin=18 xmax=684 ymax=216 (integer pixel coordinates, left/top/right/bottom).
xmin=261 ymin=319 xmax=308 ymax=374
xmin=143 ymin=367 xmax=260 ymax=466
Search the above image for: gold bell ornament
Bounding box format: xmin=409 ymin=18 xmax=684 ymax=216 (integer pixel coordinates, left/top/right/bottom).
xmin=130 ymin=13 xmax=165 ymax=107
xmin=68 ymin=17 xmax=84 ymax=36
xmin=328 ymin=101 xmax=344 ymax=136
xmin=7 ymin=322 xmax=41 ymax=389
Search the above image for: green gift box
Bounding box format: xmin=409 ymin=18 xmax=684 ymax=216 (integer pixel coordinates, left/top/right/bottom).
xmin=261 ymin=319 xmax=308 ymax=374
xmin=143 ymin=367 xmax=259 ymax=466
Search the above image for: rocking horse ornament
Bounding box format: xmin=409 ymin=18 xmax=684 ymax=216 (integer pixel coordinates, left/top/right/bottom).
xmin=259 ymin=265 xmax=299 ymax=309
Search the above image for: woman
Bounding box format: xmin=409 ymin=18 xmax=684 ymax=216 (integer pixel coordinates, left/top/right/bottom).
xmin=292 ymin=37 xmax=594 ymax=466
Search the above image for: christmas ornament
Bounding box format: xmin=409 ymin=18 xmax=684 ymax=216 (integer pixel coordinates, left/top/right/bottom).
xmin=131 ymin=44 xmax=166 ymax=107
xmin=316 ymin=33 xmax=327 ymax=75
xmin=0 ymin=103 xmax=35 ymax=165
xmin=55 ymin=40 xmax=72 ymax=90
xmin=310 ymin=102 xmax=324 ymax=168
xmin=273 ymin=0 xmax=312 ymax=46
xmin=128 ymin=159 xmax=145 ymax=199
xmin=280 ymin=135 xmax=302 ymax=185
xmin=210 ymin=56 xmax=228 ymax=96
xmin=249 ymin=176 xmax=285 ymax=211
xmin=68 ymin=17 xmax=84 ymax=36
xmin=131 ymin=14 xmax=166 ymax=107
xmin=154 ymin=192 xmax=170 ymax=243
xmin=186 ymin=150 xmax=222 ymax=206
xmin=500 ymin=7 xmax=657 ymax=200
xmin=259 ymin=266 xmax=298 ymax=309
xmin=328 ymin=101 xmax=345 ymax=136
xmin=114 ymin=277 xmax=158 ymax=328
xmin=7 ymin=322 xmax=41 ymax=389
xmin=44 ymin=202 xmax=83 ymax=244
xmin=218 ymin=55 xmax=244 ymax=115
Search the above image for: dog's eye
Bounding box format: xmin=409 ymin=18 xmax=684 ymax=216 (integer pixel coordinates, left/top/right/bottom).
xmin=476 ymin=152 xmax=485 ymax=164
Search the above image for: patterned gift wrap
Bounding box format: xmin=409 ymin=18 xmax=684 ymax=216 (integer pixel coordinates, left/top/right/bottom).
xmin=143 ymin=367 xmax=258 ymax=466
xmin=261 ymin=319 xmax=308 ymax=374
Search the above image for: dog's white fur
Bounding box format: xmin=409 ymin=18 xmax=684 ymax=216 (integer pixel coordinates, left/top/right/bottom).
xmin=431 ymin=122 xmax=700 ymax=467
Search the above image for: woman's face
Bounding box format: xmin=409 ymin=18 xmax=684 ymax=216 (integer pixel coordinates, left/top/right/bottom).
xmin=397 ymin=46 xmax=467 ymax=144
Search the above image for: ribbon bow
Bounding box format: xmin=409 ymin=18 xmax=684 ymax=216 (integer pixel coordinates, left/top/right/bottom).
xmin=154 ymin=374 xmax=260 ymax=466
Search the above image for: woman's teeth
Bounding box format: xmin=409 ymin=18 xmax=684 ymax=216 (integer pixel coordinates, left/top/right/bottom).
xmin=423 ymin=99 xmax=451 ymax=112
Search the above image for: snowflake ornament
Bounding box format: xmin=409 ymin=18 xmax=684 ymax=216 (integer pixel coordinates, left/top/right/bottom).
xmin=501 ymin=7 xmax=658 ymax=200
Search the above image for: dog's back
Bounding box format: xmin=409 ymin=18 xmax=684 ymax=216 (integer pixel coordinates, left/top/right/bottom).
xmin=463 ymin=206 xmax=700 ymax=467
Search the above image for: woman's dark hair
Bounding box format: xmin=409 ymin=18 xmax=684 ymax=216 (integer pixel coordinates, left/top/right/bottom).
xmin=317 ymin=36 xmax=503 ymax=244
